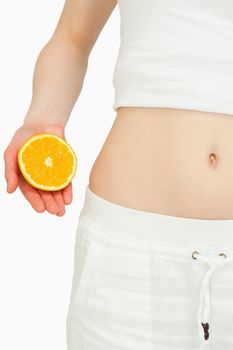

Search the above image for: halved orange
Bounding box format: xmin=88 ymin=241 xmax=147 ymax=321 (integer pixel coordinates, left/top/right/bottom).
xmin=17 ymin=133 xmax=77 ymax=191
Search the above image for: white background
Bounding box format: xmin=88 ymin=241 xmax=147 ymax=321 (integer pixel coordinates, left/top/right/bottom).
xmin=0 ymin=1 xmax=119 ymax=349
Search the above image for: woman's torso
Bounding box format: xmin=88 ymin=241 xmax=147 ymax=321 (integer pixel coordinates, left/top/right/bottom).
xmin=89 ymin=107 xmax=233 ymax=220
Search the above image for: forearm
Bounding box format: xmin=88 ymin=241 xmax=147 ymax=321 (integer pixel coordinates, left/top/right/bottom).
xmin=23 ymin=35 xmax=89 ymax=128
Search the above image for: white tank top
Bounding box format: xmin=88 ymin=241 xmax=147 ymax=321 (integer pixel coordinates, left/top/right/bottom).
xmin=112 ymin=0 xmax=233 ymax=115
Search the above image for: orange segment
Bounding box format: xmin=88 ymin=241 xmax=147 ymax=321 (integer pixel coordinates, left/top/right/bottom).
xmin=17 ymin=133 xmax=77 ymax=191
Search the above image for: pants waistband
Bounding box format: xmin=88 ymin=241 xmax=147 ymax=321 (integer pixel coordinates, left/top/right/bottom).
xmin=80 ymin=185 xmax=233 ymax=249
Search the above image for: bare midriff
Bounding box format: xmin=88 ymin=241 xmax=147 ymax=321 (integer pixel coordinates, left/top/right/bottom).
xmin=89 ymin=107 xmax=233 ymax=220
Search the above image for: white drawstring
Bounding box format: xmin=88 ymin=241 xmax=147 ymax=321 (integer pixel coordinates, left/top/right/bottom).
xmin=192 ymin=250 xmax=233 ymax=348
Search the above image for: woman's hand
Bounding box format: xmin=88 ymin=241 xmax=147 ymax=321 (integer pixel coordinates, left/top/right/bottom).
xmin=3 ymin=122 xmax=73 ymax=216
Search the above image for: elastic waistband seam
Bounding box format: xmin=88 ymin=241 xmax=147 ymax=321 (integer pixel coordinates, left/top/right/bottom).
xmin=79 ymin=213 xmax=233 ymax=259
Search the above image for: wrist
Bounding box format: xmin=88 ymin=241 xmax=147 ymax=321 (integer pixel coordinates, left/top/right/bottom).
xmin=23 ymin=103 xmax=68 ymax=129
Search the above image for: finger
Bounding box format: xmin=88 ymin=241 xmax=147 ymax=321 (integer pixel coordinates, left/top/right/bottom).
xmin=18 ymin=174 xmax=46 ymax=213
xmin=62 ymin=182 xmax=73 ymax=205
xmin=37 ymin=189 xmax=59 ymax=215
xmin=4 ymin=147 xmax=19 ymax=193
xmin=52 ymin=190 xmax=65 ymax=216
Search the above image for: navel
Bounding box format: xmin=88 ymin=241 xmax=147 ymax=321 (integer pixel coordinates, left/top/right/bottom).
xmin=208 ymin=152 xmax=218 ymax=168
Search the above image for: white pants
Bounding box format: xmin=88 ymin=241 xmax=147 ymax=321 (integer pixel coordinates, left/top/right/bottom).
xmin=66 ymin=185 xmax=233 ymax=350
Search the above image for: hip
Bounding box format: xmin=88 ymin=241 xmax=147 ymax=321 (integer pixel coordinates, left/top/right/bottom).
xmin=66 ymin=185 xmax=233 ymax=350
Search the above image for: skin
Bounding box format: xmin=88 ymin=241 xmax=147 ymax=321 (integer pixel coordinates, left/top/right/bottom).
xmin=4 ymin=0 xmax=118 ymax=216
xmin=89 ymin=108 xmax=233 ymax=220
